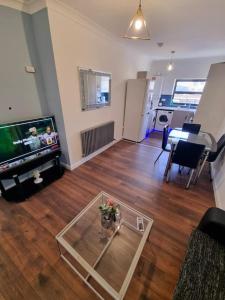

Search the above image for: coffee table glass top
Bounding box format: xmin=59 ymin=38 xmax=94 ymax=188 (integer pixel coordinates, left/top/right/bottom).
xmin=56 ymin=191 xmax=153 ymax=300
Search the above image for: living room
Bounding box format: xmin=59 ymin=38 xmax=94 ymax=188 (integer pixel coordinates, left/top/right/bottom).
xmin=0 ymin=0 xmax=225 ymax=299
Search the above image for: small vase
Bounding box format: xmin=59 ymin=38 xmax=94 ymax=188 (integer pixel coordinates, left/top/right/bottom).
xmin=101 ymin=214 xmax=114 ymax=229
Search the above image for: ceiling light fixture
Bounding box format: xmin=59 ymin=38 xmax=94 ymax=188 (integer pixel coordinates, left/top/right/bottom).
xmin=167 ymin=51 xmax=175 ymax=72
xmin=124 ymin=0 xmax=150 ymax=40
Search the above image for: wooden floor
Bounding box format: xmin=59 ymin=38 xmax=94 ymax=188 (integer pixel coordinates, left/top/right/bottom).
xmin=0 ymin=140 xmax=215 ymax=300
xmin=141 ymin=131 xmax=163 ymax=148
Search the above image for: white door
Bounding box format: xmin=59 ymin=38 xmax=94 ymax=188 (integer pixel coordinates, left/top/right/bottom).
xmin=142 ymin=80 xmax=152 ymax=114
xmin=148 ymin=110 xmax=156 ymax=132
xmin=138 ymin=112 xmax=150 ymax=142
xmin=123 ymin=79 xmax=148 ymax=141
xmin=151 ymin=76 xmax=164 ymax=109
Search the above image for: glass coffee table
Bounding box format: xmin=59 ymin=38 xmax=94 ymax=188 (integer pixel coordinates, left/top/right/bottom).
xmin=56 ymin=191 xmax=153 ymax=300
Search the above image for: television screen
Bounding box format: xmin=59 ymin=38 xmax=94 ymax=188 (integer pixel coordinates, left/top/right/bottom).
xmin=0 ymin=116 xmax=60 ymax=173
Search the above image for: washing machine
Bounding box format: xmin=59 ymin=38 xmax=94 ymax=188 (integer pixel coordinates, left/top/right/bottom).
xmin=154 ymin=109 xmax=174 ymax=131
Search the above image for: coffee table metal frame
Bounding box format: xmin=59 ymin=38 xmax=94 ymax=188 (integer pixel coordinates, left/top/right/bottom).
xmin=56 ymin=191 xmax=153 ymax=300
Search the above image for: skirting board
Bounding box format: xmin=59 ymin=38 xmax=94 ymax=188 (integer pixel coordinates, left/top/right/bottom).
xmin=61 ymin=139 xmax=121 ymax=171
xmin=211 ymin=163 xmax=224 ymax=210
xmin=212 ymin=180 xmax=222 ymax=209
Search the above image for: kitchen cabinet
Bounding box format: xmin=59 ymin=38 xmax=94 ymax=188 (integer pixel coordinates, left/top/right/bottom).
xmin=170 ymin=109 xmax=195 ymax=128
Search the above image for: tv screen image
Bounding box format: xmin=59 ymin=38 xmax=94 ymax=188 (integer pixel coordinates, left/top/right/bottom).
xmin=0 ymin=116 xmax=60 ymax=172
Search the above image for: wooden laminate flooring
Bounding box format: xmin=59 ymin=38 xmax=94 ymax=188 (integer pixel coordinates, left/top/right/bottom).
xmin=0 ymin=140 xmax=215 ymax=300
xmin=141 ymin=131 xmax=163 ymax=148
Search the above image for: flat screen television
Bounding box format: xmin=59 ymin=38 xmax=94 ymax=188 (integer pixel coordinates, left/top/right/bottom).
xmin=0 ymin=116 xmax=60 ymax=173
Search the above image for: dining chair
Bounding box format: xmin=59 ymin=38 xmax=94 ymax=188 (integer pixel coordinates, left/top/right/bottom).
xmin=166 ymin=140 xmax=205 ymax=189
xmin=182 ymin=123 xmax=201 ymax=134
xmin=197 ymin=133 xmax=225 ymax=181
xmin=154 ymin=125 xmax=171 ymax=164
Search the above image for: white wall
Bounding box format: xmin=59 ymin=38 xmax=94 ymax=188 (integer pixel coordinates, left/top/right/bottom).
xmin=47 ymin=2 xmax=151 ymax=167
xmin=212 ymin=117 xmax=225 ymax=210
xmin=150 ymin=56 xmax=225 ymax=96
xmin=195 ymin=63 xmax=225 ymax=137
xmin=195 ymin=62 xmax=225 ymax=210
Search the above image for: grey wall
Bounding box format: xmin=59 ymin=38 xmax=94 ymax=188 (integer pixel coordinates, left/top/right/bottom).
xmin=31 ymin=9 xmax=70 ymax=164
xmin=0 ymin=5 xmax=46 ymax=122
xmin=0 ymin=6 xmax=70 ymax=164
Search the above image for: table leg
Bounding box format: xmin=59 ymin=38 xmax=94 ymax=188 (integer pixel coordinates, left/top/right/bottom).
xmin=194 ymin=151 xmax=209 ymax=183
xmin=164 ymin=144 xmax=175 ymax=177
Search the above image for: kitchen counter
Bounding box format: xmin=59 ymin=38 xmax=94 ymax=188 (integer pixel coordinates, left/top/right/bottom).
xmin=153 ymin=107 xmax=196 ymax=130
xmin=155 ymin=106 xmax=196 ymax=112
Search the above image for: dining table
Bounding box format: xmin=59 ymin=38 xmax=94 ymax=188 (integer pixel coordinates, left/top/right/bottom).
xmin=164 ymin=128 xmax=217 ymax=181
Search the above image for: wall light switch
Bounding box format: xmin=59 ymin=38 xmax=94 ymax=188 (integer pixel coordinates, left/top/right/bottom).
xmin=25 ymin=65 xmax=36 ymax=73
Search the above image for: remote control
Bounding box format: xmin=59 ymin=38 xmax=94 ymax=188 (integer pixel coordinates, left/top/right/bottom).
xmin=137 ymin=216 xmax=144 ymax=231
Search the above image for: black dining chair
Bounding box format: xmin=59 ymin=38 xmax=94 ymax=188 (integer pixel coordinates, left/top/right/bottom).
xmin=154 ymin=125 xmax=171 ymax=164
xmin=182 ymin=123 xmax=201 ymax=134
xmin=166 ymin=140 xmax=205 ymax=189
xmin=197 ymin=134 xmax=225 ymax=181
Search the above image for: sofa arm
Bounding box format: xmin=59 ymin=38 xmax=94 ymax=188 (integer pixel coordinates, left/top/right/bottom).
xmin=197 ymin=207 xmax=225 ymax=245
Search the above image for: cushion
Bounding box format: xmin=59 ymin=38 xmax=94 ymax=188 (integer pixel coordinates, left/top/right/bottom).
xmin=173 ymin=229 xmax=225 ymax=300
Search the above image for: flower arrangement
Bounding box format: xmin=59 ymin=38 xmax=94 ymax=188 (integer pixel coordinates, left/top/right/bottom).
xmin=99 ymin=199 xmax=118 ymax=222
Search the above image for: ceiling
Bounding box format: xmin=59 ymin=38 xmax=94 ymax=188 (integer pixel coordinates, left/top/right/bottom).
xmin=61 ymin=0 xmax=225 ymax=59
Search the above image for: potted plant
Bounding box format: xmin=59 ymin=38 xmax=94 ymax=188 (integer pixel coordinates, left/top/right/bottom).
xmin=99 ymin=199 xmax=119 ymax=229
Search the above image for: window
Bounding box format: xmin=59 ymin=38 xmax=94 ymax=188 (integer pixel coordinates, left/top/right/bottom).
xmin=172 ymin=79 xmax=206 ymax=106
xmin=79 ymin=68 xmax=111 ymax=111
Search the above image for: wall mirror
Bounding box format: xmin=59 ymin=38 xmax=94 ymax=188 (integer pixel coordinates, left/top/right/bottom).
xmin=79 ymin=68 xmax=111 ymax=111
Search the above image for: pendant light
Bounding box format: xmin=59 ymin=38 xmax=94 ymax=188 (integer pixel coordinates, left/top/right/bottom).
xmin=124 ymin=0 xmax=150 ymax=40
xmin=167 ymin=51 xmax=175 ymax=72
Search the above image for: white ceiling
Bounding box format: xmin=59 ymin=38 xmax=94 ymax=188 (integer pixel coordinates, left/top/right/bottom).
xmin=61 ymin=0 xmax=225 ymax=59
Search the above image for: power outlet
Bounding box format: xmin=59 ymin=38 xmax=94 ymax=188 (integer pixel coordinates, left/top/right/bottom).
xmin=25 ymin=65 xmax=36 ymax=73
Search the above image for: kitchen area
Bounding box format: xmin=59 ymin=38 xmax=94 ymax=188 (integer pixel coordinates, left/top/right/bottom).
xmin=123 ymin=71 xmax=204 ymax=147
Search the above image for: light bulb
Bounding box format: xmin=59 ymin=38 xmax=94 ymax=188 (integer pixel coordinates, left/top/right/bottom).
xmin=134 ymin=19 xmax=143 ymax=30
xmin=167 ymin=63 xmax=173 ymax=72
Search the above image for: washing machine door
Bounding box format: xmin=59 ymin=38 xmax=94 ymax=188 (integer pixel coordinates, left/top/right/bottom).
xmin=158 ymin=114 xmax=169 ymax=125
xmin=155 ymin=110 xmax=172 ymax=131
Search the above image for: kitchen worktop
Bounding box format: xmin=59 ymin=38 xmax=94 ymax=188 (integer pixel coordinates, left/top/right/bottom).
xmin=155 ymin=106 xmax=196 ymax=112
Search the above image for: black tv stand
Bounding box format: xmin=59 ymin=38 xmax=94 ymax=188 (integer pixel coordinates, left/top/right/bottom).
xmin=0 ymin=150 xmax=64 ymax=202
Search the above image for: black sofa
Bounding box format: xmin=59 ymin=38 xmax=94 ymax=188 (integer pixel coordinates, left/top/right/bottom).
xmin=173 ymin=207 xmax=225 ymax=300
